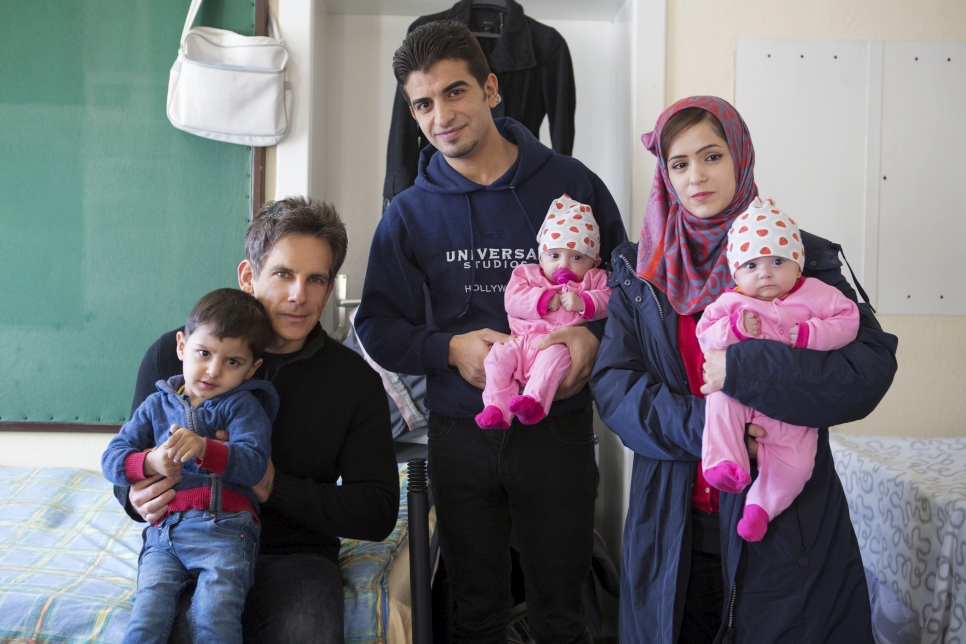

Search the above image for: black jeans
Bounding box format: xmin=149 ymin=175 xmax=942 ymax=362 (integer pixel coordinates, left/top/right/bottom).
xmin=168 ymin=551 xmax=345 ymax=643
xmin=428 ymin=408 xmax=597 ymax=644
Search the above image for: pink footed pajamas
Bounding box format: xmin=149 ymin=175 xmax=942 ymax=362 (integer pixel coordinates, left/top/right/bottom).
xmin=696 ymin=276 xmax=859 ymax=540
xmin=480 ymin=263 xmax=610 ymax=427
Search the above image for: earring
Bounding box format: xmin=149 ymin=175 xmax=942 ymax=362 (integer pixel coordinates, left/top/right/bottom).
xmin=494 ymin=93 xmax=502 ymax=106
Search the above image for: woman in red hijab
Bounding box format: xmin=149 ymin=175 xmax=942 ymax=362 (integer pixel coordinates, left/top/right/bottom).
xmin=590 ymin=96 xmax=897 ymax=643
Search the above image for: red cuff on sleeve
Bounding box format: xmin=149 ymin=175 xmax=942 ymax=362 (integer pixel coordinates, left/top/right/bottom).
xmin=198 ymin=438 xmax=229 ymax=475
xmin=580 ymin=293 xmax=595 ymax=319
xmin=794 ymin=323 xmax=810 ymax=348
xmin=124 ymin=451 xmax=150 ymax=483
xmin=537 ymin=290 xmax=554 ymax=316
xmin=729 ymin=312 xmax=752 ymax=340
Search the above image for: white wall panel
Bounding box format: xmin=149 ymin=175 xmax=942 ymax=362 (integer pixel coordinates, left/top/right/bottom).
xmin=878 ymin=42 xmax=966 ymax=315
xmin=736 ymin=39 xmax=872 ymax=291
xmin=737 ymin=38 xmax=966 ymax=315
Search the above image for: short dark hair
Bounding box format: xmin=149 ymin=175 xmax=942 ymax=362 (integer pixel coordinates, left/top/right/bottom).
xmin=392 ymin=20 xmax=490 ymax=94
xmin=660 ymin=107 xmax=728 ymax=162
xmin=185 ymin=288 xmax=273 ymax=359
xmin=245 ymin=197 xmax=347 ymax=280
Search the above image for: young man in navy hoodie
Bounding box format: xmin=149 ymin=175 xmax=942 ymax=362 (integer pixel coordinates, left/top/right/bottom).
xmin=356 ymin=20 xmax=627 ymax=643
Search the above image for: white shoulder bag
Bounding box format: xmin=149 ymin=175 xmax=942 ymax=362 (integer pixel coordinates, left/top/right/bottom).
xmin=166 ymin=0 xmax=292 ymax=146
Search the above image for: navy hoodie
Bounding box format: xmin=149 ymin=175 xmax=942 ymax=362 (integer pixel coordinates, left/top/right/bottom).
xmin=357 ymin=117 xmax=627 ymax=418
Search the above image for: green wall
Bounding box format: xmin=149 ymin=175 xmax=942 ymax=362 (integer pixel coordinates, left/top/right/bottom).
xmin=0 ymin=1 xmax=256 ymax=424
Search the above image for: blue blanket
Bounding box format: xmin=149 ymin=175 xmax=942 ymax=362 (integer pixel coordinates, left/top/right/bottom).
xmin=0 ymin=466 xmax=409 ymax=643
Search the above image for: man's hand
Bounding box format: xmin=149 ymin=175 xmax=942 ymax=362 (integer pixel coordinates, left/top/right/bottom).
xmin=164 ymin=425 xmax=207 ymax=463
xmin=746 ymin=423 xmax=765 ymax=459
xmin=700 ymin=349 xmax=727 ymax=395
xmin=129 ymin=475 xmax=178 ymax=523
xmin=252 ymin=458 xmax=275 ymax=504
xmin=537 ymin=326 xmax=600 ymax=400
xmin=448 ymin=329 xmax=513 ymax=389
xmin=743 ymin=311 xmax=761 ymax=337
xmin=559 ymin=292 xmax=584 ymax=313
xmin=145 ymin=445 xmax=185 ymax=480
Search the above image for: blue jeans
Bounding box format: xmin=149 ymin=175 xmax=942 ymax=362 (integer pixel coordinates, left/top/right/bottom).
xmin=124 ymin=510 xmax=259 ymax=644
xmin=428 ymin=408 xmax=597 ymax=644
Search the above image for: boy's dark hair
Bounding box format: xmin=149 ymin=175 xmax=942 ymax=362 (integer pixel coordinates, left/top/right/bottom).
xmin=185 ymin=288 xmax=273 ymax=359
xmin=245 ymin=197 xmax=347 ymax=281
xmin=392 ymin=20 xmax=490 ymax=95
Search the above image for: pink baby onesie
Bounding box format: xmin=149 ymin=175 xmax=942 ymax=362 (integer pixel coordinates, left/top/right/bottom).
xmin=481 ymin=262 xmax=611 ymax=427
xmin=695 ymin=276 xmax=859 ymax=540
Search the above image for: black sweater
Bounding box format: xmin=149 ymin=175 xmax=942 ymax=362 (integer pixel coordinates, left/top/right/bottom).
xmin=115 ymin=325 xmax=400 ymax=563
xmin=383 ymin=0 xmax=576 ymax=203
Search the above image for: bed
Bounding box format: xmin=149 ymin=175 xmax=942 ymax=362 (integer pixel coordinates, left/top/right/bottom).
xmin=0 ymin=464 xmax=420 ymax=644
xmin=830 ymin=433 xmax=966 ymax=644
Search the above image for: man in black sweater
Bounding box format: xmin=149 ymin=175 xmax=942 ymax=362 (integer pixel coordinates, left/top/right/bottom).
xmin=116 ymin=197 xmax=399 ymax=644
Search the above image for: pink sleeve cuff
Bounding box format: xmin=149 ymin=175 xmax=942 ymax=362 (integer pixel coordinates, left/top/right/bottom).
xmin=729 ymin=312 xmax=752 ymax=340
xmin=794 ymin=323 xmax=810 ymax=348
xmin=198 ymin=438 xmax=229 ymax=475
xmin=124 ymin=451 xmax=150 ymax=482
xmin=537 ymin=290 xmax=554 ymax=316
xmin=580 ymin=292 xmax=595 ymax=319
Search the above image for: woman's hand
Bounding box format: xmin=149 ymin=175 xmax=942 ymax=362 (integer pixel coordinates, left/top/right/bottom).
xmin=746 ymin=423 xmax=765 ymax=459
xmin=700 ymin=349 xmax=727 ymax=395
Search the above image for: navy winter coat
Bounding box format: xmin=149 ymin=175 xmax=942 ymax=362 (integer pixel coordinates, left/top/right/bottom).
xmin=590 ymin=235 xmax=898 ymax=643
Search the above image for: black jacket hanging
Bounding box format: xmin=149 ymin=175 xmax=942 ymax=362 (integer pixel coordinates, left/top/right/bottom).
xmin=383 ymin=0 xmax=576 ymax=205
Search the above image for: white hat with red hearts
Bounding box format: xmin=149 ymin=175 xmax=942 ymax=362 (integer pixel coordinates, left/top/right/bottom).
xmin=726 ymin=197 xmax=805 ymax=275
xmin=538 ymin=194 xmax=601 ymax=261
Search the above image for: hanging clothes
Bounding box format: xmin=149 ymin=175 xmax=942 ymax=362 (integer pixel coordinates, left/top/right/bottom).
xmin=383 ymin=0 xmax=576 ymax=205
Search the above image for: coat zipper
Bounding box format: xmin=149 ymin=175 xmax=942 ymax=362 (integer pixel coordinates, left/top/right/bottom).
xmin=722 ymin=582 xmax=737 ymax=644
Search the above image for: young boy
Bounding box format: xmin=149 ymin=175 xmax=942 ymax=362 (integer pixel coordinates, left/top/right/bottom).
xmin=102 ymin=288 xmax=278 ymax=644
xmin=476 ymin=195 xmax=612 ymax=429
xmin=695 ymin=198 xmax=860 ymax=542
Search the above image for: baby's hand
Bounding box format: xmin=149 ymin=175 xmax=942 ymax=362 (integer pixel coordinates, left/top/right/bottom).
xmin=547 ymin=293 xmax=561 ymax=312
xmin=742 ymin=311 xmax=761 ymax=337
xmin=145 ymin=446 xmax=184 ymax=479
xmin=789 ymin=324 xmax=799 ymax=345
xmin=559 ymin=292 xmax=584 ymax=313
xmin=164 ymin=425 xmax=207 ymax=463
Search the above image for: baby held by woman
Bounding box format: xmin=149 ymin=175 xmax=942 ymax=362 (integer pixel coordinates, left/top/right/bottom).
xmin=696 ymin=197 xmax=860 ymax=541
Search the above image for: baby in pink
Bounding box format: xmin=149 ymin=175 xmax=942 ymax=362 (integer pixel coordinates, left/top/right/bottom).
xmin=475 ymin=195 xmax=611 ymax=429
xmin=696 ymin=197 xmax=860 ymax=541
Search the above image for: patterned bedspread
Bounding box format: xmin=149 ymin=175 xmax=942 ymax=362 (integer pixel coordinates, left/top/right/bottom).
xmin=0 ymin=466 xmax=410 ymax=644
xmin=831 ymin=434 xmax=966 ymax=644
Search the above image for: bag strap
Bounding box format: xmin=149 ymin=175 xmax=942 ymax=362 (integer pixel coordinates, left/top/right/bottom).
xmin=833 ymin=242 xmax=876 ymax=313
xmin=180 ymin=0 xmax=204 ymax=46
xmin=180 ymin=0 xmax=285 ymax=46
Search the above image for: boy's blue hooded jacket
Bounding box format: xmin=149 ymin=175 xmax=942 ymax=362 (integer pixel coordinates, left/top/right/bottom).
xmin=356 ymin=117 xmax=627 ymax=418
xmin=102 ymin=375 xmax=279 ymax=511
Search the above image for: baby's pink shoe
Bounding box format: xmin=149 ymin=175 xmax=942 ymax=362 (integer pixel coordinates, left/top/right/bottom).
xmin=475 ymin=406 xmax=509 ymax=429
xmin=737 ymin=504 xmax=770 ymax=542
xmin=703 ymin=462 xmax=751 ymax=494
xmin=508 ymin=395 xmax=546 ymax=425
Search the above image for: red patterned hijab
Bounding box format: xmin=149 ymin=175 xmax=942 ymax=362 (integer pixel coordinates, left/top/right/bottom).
xmin=636 ymin=96 xmax=758 ymax=315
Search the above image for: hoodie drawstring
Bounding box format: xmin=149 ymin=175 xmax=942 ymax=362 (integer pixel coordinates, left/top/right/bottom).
xmin=458 ymin=194 xmax=476 ymax=318
xmin=457 ymin=188 xmax=538 ymax=319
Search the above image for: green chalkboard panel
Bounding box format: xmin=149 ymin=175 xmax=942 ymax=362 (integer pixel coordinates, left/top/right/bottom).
xmin=0 ymin=1 xmax=256 ymax=424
